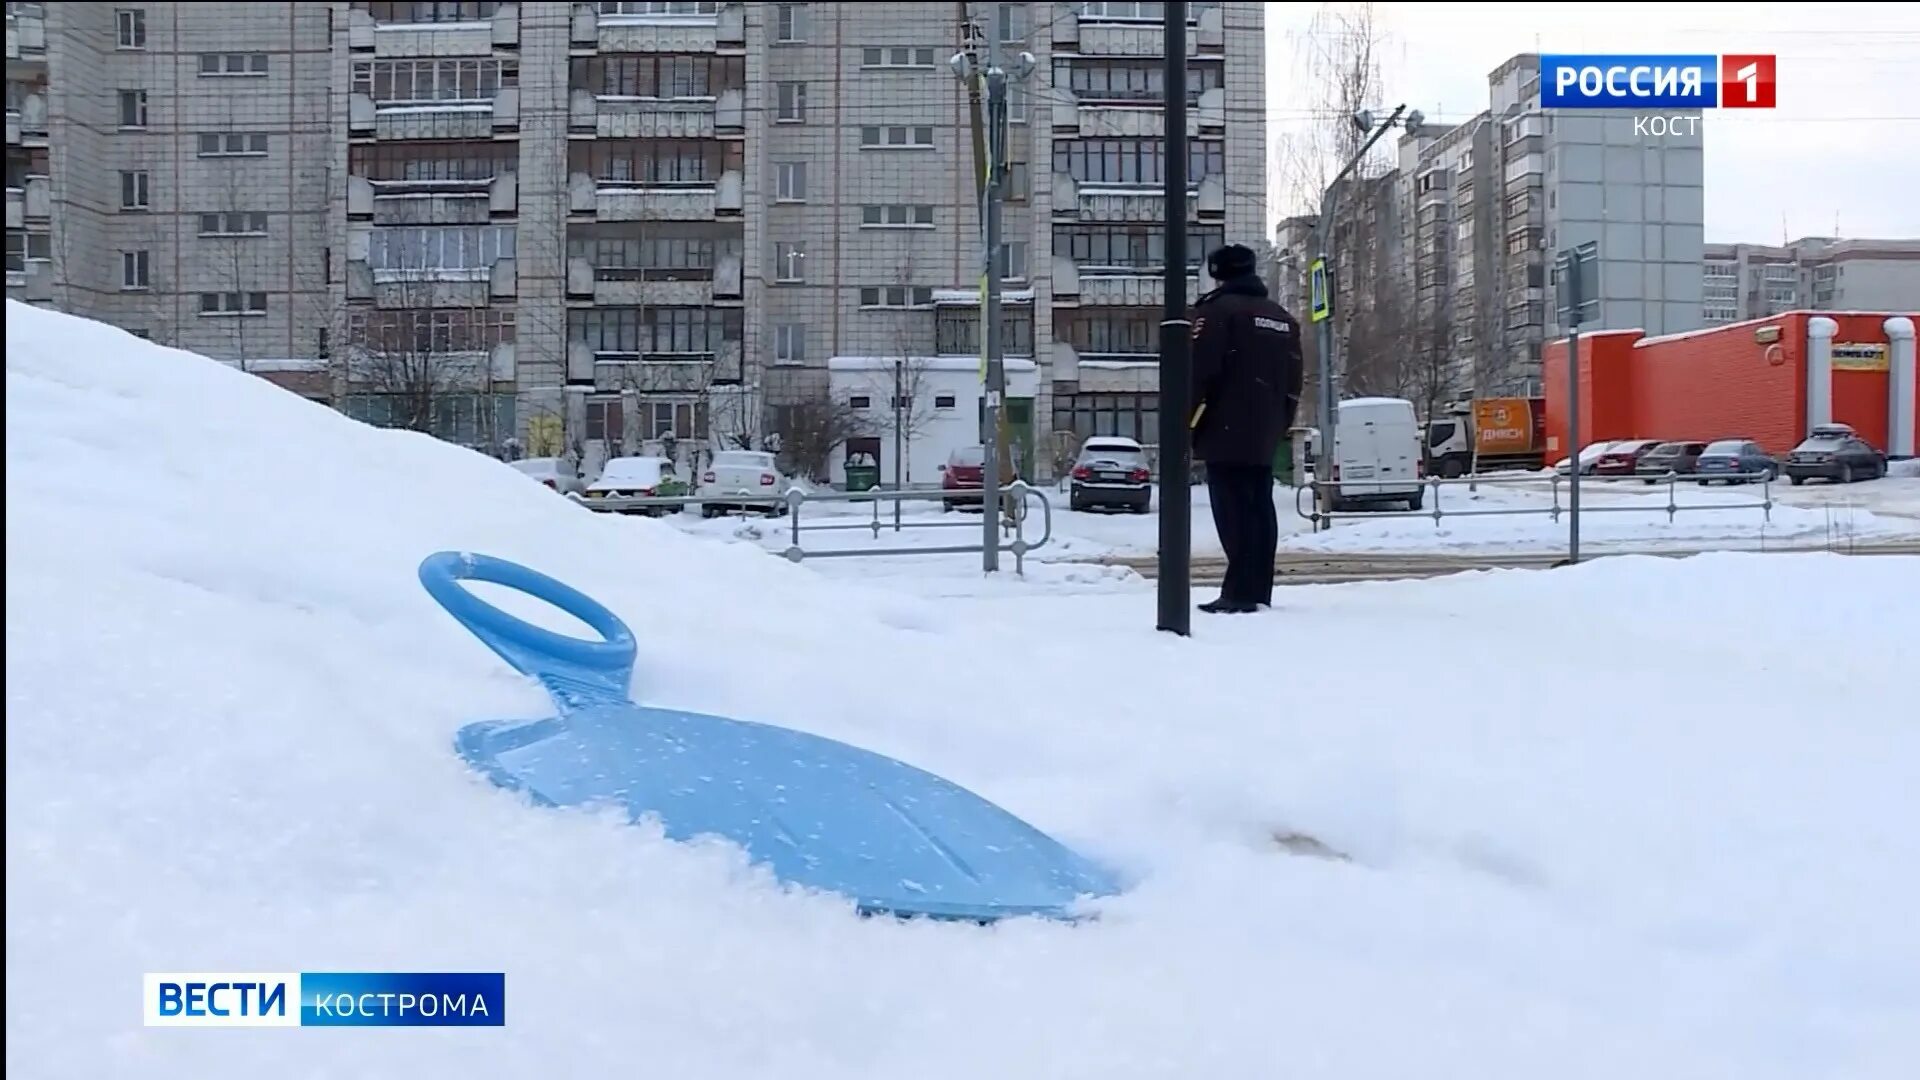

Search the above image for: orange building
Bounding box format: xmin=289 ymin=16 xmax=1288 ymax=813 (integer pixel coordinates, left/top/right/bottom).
xmin=1543 ymin=312 xmax=1919 ymax=459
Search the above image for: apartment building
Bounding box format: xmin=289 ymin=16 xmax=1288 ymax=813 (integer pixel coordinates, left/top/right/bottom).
xmin=7 ymin=0 xmax=1268 ymax=481
xmin=1703 ymin=236 xmax=1920 ymax=325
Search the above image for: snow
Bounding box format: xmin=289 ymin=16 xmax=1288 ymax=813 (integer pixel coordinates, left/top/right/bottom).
xmin=1891 ymin=458 xmax=1920 ymax=479
xmin=9 ymin=301 xmax=1920 ymax=1078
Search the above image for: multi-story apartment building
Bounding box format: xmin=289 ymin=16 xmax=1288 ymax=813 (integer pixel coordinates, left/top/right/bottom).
xmin=7 ymin=0 xmax=1268 ymax=482
xmin=1703 ymin=236 xmax=1920 ymax=325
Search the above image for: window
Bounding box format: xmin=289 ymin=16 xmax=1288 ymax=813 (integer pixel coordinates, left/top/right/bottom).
xmin=198 ymin=291 xmax=268 ymax=316
xmin=997 ymin=241 xmax=1028 ymax=281
xmin=116 ymin=9 xmax=145 ymax=49
xmin=1053 ymin=138 xmax=1225 ymax=185
xmin=120 ymin=250 xmax=149 ymax=289
xmin=935 ymin=306 xmax=1034 ymax=356
xmin=567 ymin=306 xmax=743 ymax=355
xmin=566 ymin=228 xmax=735 ymax=280
xmin=774 ymin=161 xmax=806 ymax=202
xmin=118 ymin=90 xmax=148 ymax=128
xmin=859 ymin=125 xmax=935 ymax=149
xmin=997 ymin=3 xmax=1027 ymax=41
xmin=858 ymin=285 xmax=934 ymax=308
xmin=1053 ymin=392 xmax=1160 ymax=444
xmin=347 ymin=308 xmax=516 ymax=352
xmin=569 ymin=55 xmax=742 ymax=98
xmin=198 ymin=53 xmax=270 ymax=77
xmin=119 ymin=170 xmax=149 ymax=211
xmin=849 ymin=394 xmax=872 ymax=410
xmin=935 ymin=394 xmax=956 ymax=409
xmin=569 ymin=139 xmax=740 ymax=186
xmin=4 ymin=231 xmax=53 ymax=271
xmin=349 ymin=59 xmax=517 ymax=103
xmin=198 ymin=133 xmax=270 ymax=157
xmin=774 ymin=241 xmax=805 ymax=283
xmin=1055 ymin=225 xmax=1223 ymax=271
xmin=859 ymin=204 xmax=935 ymax=227
xmin=1054 ymin=58 xmax=1222 ymax=103
xmin=1006 ymin=161 xmax=1029 ymax=201
xmin=584 ymin=398 xmax=623 ymax=443
xmin=349 ymin=141 xmax=516 ymax=182
xmin=198 ymin=212 xmax=269 ymax=236
xmin=775 ymin=3 xmax=806 ymax=42
xmin=776 ymin=81 xmax=807 ymax=123
xmin=1062 ymin=308 xmax=1158 ymax=356
xmin=1008 ymin=83 xmax=1027 ymax=124
xmin=774 ymin=323 xmax=805 ymax=365
xmin=367 ymin=225 xmax=516 ymax=272
xmin=636 ymin=400 xmax=709 ymax=442
xmin=367 ymin=2 xmax=501 ymax=21
xmin=861 ymin=46 xmax=937 ymax=68
xmin=597 ymin=1 xmax=718 ymax=13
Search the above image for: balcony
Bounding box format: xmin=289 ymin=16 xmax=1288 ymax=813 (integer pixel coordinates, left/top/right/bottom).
xmin=348 ymin=3 xmax=519 ymax=54
xmin=6 ymin=91 xmax=45 ymax=144
xmin=1056 ymin=4 xmax=1222 ymax=56
xmin=348 ymin=173 xmax=518 ymax=222
xmin=1051 ymin=258 xmax=1200 ymax=308
xmin=1050 ymin=86 xmax=1225 ymax=138
xmin=564 ymin=250 xmax=742 ymax=305
xmin=1052 ymin=173 xmax=1217 ymax=223
xmin=567 ymin=340 xmax=744 ymax=389
xmin=571 ymin=2 xmax=744 ymax=54
xmin=6 ymin=174 xmax=47 ymax=224
xmin=5 ymin=3 xmax=46 ymax=62
xmin=569 ymin=169 xmax=742 ymax=220
xmin=7 ymin=258 xmax=52 ymax=301
xmin=568 ymin=88 xmax=743 ymax=138
xmin=1503 ymin=153 xmax=1542 ymax=185
xmin=350 ymin=89 xmax=520 ymax=139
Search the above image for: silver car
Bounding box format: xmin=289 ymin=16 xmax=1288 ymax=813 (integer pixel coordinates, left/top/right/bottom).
xmin=1069 ymin=437 xmax=1153 ymax=514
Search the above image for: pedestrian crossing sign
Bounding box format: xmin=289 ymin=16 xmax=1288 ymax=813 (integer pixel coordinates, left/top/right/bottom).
xmin=1309 ymin=259 xmax=1330 ymax=323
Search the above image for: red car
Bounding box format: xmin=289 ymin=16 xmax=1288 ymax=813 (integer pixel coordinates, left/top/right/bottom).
xmin=941 ymin=446 xmax=987 ymax=512
xmin=1592 ymin=439 xmax=1665 ymax=477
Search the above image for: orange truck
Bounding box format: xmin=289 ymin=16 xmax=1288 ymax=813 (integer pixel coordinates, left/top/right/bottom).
xmin=1423 ymin=396 xmax=1548 ymax=477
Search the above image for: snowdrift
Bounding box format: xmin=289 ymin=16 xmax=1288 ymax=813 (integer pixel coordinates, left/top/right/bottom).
xmin=8 ymin=301 xmax=1920 ymax=1079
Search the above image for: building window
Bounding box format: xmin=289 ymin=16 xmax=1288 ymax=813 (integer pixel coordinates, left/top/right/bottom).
xmin=1054 ymin=137 xmax=1224 ymax=185
xmin=4 ymin=231 xmax=53 ymax=271
xmin=349 ymin=141 xmax=517 ymax=182
xmin=116 ymin=9 xmax=145 ymax=49
xmin=198 ymin=53 xmax=270 ymax=77
xmin=1008 ymin=83 xmax=1027 ymax=123
xmin=774 ymin=161 xmax=806 ymax=202
xmin=861 ymin=46 xmax=937 ymax=68
xmin=1054 ymin=58 xmax=1221 ymax=104
xmin=859 ymin=204 xmax=935 ymax=228
xmin=849 ymin=394 xmax=872 ymax=410
xmin=119 ymin=170 xmax=150 ymax=211
xmin=935 ymin=394 xmax=957 ymax=409
xmin=859 ymin=125 xmax=936 ymax=149
xmin=997 ymin=3 xmax=1027 ymax=41
xmin=567 ymin=306 xmax=743 ymax=355
xmin=636 ymin=399 xmax=709 ymax=442
xmin=570 ymin=55 xmax=742 ymax=98
xmin=117 ymin=90 xmax=148 ymax=129
xmin=367 ymin=2 xmax=502 ymax=22
xmin=774 ymin=323 xmax=805 ymax=365
xmin=774 ymin=241 xmax=806 ymax=283
xmin=347 ymin=308 xmax=516 ymax=352
xmin=566 ymin=230 xmax=734 ymax=280
xmin=198 ymin=291 xmax=268 ymax=316
xmin=1053 ymin=392 xmax=1160 ymax=443
xmin=1006 ymin=161 xmax=1029 ymax=201
xmin=120 ymin=250 xmax=149 ymax=290
xmin=1055 ymin=224 xmax=1223 ymax=271
xmin=935 ymin=306 xmax=1034 ymax=357
xmin=367 ymin=225 xmax=516 ymax=273
xmin=569 ymin=139 xmax=740 ymax=186
xmin=775 ymin=81 xmax=807 ymax=123
xmin=198 ymin=212 xmax=269 ymax=236
xmin=774 ymin=3 xmax=806 ymax=42
xmin=596 ymin=1 xmax=719 ymax=14
xmin=997 ymin=241 xmax=1028 ymax=281
xmin=197 ymin=133 xmax=270 ymax=157
xmin=858 ymin=285 xmax=935 ymax=308
xmin=1062 ymin=308 xmax=1158 ymax=356
xmin=349 ymin=59 xmax=517 ymax=104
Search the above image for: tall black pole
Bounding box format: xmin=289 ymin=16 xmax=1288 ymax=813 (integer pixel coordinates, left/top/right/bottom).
xmin=1155 ymin=1 xmax=1191 ymax=636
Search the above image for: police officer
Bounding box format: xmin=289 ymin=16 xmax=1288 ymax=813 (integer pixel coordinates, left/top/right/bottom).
xmin=1189 ymin=243 xmax=1304 ymax=614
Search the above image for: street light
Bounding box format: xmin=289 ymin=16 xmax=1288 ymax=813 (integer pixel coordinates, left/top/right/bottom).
xmin=1310 ymin=103 xmax=1428 ymax=529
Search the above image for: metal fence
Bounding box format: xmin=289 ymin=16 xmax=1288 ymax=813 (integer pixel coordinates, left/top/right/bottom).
xmin=1294 ymin=469 xmax=1776 ymax=530
xmin=574 ymin=483 xmax=1056 ymax=574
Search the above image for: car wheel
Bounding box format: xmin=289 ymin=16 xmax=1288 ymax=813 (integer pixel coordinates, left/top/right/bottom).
xmin=1839 ymin=464 xmax=1854 ymax=484
xmin=1131 ymin=501 xmax=1151 ymax=515
xmin=1643 ymin=478 xmax=1657 ymax=485
xmin=1406 ymin=493 xmax=1424 ymax=512
xmin=1439 ymin=458 xmax=1465 ymax=480
xmin=1790 ymin=475 xmax=1804 ymax=487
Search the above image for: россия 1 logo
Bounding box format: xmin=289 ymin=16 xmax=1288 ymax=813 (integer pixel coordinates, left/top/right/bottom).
xmin=1539 ymin=54 xmax=1776 ymax=109
xmin=143 ymin=972 xmax=505 ymax=1028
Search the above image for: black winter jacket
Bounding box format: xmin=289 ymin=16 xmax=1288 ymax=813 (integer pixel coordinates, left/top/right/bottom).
xmin=1188 ymin=275 xmax=1304 ymax=467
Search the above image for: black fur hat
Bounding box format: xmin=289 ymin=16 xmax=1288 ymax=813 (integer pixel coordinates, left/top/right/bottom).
xmin=1207 ymin=243 xmax=1258 ymax=281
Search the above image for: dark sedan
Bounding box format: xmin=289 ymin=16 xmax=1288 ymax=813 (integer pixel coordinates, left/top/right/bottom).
xmin=1592 ymin=439 xmax=1665 ymax=478
xmin=1694 ymin=439 xmax=1778 ymax=484
xmin=1785 ymin=425 xmax=1888 ymax=485
xmin=1635 ymin=441 xmax=1708 ymax=483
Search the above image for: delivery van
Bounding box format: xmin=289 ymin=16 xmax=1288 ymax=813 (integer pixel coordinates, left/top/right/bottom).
xmin=1332 ymin=397 xmax=1423 ymax=512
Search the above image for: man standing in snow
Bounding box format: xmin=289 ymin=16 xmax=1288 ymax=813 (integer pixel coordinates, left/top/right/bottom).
xmin=1188 ymin=243 xmax=1303 ymax=614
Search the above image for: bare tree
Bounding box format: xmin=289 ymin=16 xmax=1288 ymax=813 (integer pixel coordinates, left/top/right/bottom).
xmin=767 ymin=389 xmax=868 ymax=484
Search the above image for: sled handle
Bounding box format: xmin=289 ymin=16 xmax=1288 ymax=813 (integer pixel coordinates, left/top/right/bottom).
xmin=419 ymin=551 xmax=636 ymax=701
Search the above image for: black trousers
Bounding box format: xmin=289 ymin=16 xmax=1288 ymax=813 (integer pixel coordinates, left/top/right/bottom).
xmin=1206 ymin=462 xmax=1278 ymax=606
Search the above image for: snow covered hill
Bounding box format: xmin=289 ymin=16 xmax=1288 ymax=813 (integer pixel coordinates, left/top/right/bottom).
xmin=7 ymin=301 xmax=1920 ymax=1079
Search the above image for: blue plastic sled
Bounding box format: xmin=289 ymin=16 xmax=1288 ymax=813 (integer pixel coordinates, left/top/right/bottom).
xmin=420 ymin=551 xmax=1121 ymax=923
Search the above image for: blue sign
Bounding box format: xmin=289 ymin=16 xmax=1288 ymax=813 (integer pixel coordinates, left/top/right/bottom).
xmin=1539 ymin=54 xmax=1719 ymax=109
xmin=145 ymin=972 xmax=505 ymax=1027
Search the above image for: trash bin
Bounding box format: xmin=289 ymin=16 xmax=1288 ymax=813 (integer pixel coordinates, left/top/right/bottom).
xmin=844 ymin=463 xmax=880 ymax=492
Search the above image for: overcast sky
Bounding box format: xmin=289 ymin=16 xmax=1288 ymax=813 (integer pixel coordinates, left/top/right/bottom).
xmin=1264 ymin=2 xmax=1920 ymax=243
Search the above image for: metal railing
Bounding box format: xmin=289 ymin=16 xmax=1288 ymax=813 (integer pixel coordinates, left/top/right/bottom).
xmin=1295 ymin=469 xmax=1775 ymax=529
xmin=574 ymin=482 xmax=1056 ymax=574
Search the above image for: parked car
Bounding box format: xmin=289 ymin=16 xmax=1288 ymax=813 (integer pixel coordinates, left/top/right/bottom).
xmin=585 ymin=456 xmax=688 ymax=515
xmin=1694 ymin=439 xmax=1778 ymax=484
xmin=941 ymin=446 xmax=987 ymax=512
xmin=1068 ymin=436 xmax=1152 ymax=513
xmin=698 ymin=449 xmax=787 ymax=518
xmin=1554 ymin=440 xmax=1621 ymax=476
xmin=1634 ymin=440 xmax=1708 ymax=483
xmin=1785 ymin=424 xmax=1888 ymax=485
xmin=510 ymin=456 xmax=587 ymax=497
xmin=1592 ymin=439 xmax=1666 ymax=478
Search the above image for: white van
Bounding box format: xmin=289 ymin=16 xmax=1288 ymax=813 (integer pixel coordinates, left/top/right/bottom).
xmin=1332 ymin=397 xmax=1424 ymax=512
